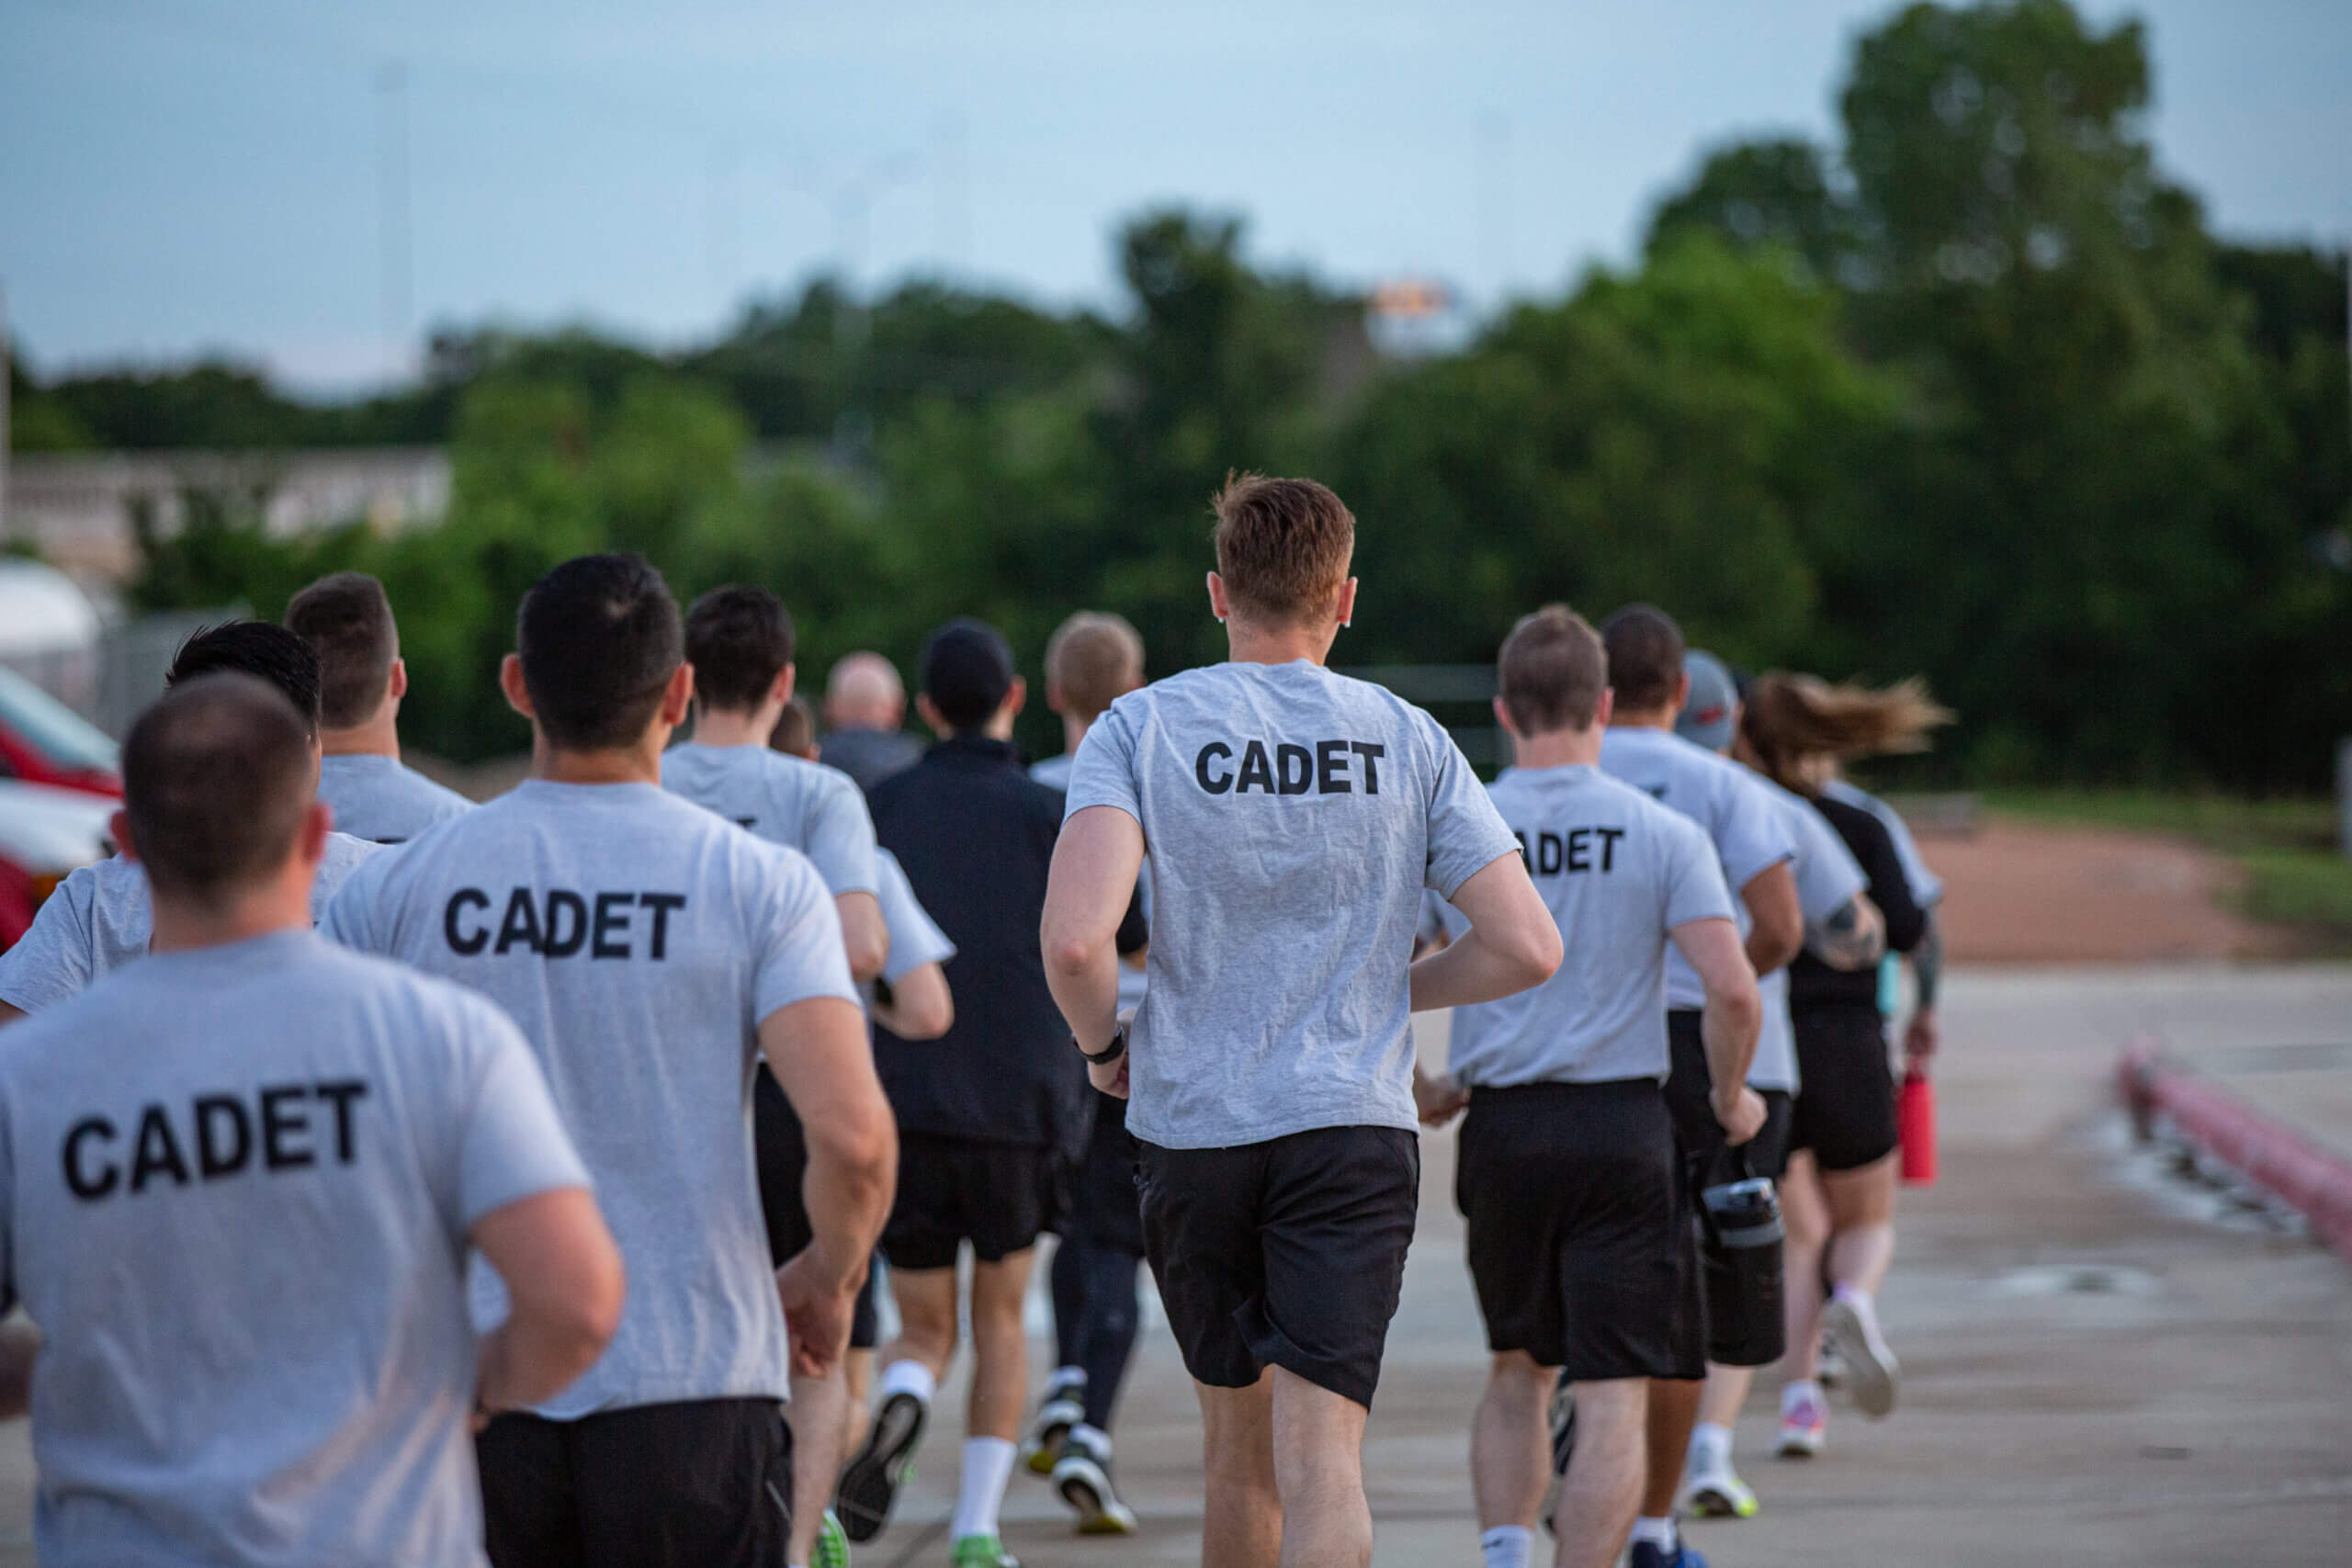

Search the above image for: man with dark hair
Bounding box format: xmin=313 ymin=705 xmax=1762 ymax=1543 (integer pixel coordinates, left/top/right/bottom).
xmin=663 ymin=584 xmax=891 ymax=1568
xmin=1410 ymin=608 xmax=1762 ymax=1568
xmin=326 ymin=553 xmax=899 ymax=1568
xmin=0 ymin=672 xmax=625 ymax=1565
xmin=1594 ymin=607 xmax=1805 ymax=1568
xmin=1042 ymin=475 xmax=1561 ymax=1568
xmin=286 ymin=570 xmax=471 ymax=844
xmin=0 ymin=621 xmax=384 ymax=1024
xmin=836 ymin=618 xmax=1128 ymax=1568
xmin=820 ymin=654 xmax=923 ymax=795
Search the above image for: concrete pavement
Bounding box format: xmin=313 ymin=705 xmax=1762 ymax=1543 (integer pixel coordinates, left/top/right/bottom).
xmin=0 ymin=965 xmax=2345 ymax=1564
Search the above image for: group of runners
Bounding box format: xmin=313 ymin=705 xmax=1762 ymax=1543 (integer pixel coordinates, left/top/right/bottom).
xmin=0 ymin=471 xmax=1946 ymax=1568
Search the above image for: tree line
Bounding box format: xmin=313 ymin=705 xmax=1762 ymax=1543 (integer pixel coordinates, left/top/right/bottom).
xmin=9 ymin=0 xmax=2347 ymax=790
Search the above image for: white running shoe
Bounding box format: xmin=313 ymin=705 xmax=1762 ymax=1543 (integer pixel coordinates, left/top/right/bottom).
xmin=1823 ymin=1292 xmax=1900 ymax=1418
xmin=1817 ymin=1339 xmax=1847 ymax=1390
xmin=1681 ymin=1450 xmax=1759 ymax=1518
xmin=1052 ymin=1435 xmax=1139 ymax=1536
xmin=1019 ymin=1374 xmax=1085 ymax=1477
xmin=1776 ymin=1389 xmax=1827 ymax=1459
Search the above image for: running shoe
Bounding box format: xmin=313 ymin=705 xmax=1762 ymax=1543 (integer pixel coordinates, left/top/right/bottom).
xmin=1628 ymin=1541 xmax=1709 ymax=1568
xmin=1823 ymin=1292 xmax=1900 ymax=1418
xmin=951 ymin=1533 xmax=1019 ymax=1568
xmin=1548 ymin=1377 xmax=1577 ymax=1477
xmin=835 ymin=1391 xmax=927 ymax=1543
xmin=813 ymin=1509 xmax=852 ymax=1568
xmin=1052 ymin=1431 xmax=1140 ymax=1536
xmin=1817 ymin=1339 xmax=1847 ymax=1390
xmin=1019 ymin=1371 xmax=1086 ymax=1477
xmin=1681 ymin=1452 xmax=1759 ymax=1519
xmin=1775 ymin=1390 xmax=1826 ymax=1459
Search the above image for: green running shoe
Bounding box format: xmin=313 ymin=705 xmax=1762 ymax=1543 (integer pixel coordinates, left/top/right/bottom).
xmin=813 ymin=1509 xmax=852 ymax=1568
xmin=951 ymin=1533 xmax=1019 ymax=1568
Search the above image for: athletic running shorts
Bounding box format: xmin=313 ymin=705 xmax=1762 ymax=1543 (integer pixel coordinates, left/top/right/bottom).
xmin=1456 ymin=1079 xmax=1708 ymax=1382
xmin=1789 ymin=1003 xmax=1900 ymax=1173
xmin=478 ymin=1397 xmax=792 ymax=1568
xmin=754 ymin=1069 xmax=879 ymax=1350
xmin=1665 ymin=1010 xmax=1795 ymax=1184
xmin=1069 ymin=1092 xmax=1146 ymax=1258
xmin=1136 ymin=1124 xmax=1419 ymax=1410
xmin=881 ymin=1132 xmax=1058 ymax=1270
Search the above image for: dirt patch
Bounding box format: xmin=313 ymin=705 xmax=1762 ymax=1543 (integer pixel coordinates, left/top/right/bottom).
xmin=1928 ymin=819 xmax=2293 ymax=964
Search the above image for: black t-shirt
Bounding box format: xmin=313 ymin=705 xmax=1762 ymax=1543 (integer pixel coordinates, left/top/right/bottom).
xmin=868 ymin=736 xmax=1138 ymax=1153
xmin=1788 ymin=793 xmax=1928 ymax=1013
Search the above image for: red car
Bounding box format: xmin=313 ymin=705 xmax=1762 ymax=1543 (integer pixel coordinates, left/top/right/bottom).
xmin=0 ymin=665 xmax=121 ymax=799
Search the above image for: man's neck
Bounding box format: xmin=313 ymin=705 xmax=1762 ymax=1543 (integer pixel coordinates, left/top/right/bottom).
xmin=1059 ymin=715 xmax=1093 ymax=756
xmin=1225 ymin=618 xmax=1336 ymax=668
xmin=1510 ymin=724 xmax=1605 ymax=770
xmin=531 ymin=735 xmax=667 ymax=785
xmin=320 ymin=715 xmax=401 ymax=760
xmin=691 ymin=705 xmax=780 ymax=750
xmin=1607 ymin=705 xmax=1679 ymax=733
xmin=149 ymin=881 xmax=313 ymax=954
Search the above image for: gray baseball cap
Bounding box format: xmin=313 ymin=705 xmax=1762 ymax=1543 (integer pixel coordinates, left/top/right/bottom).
xmin=1676 ymin=649 xmax=1739 ymax=754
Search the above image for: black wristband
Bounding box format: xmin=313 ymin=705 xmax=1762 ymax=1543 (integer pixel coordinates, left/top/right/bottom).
xmin=1076 ymin=1021 xmax=1128 ymax=1066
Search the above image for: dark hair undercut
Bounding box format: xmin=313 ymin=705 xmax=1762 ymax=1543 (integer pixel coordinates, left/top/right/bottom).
xmin=167 ymin=621 xmax=322 ymax=736
xmin=286 ymin=571 xmax=400 ymax=730
xmin=516 ymin=553 xmax=684 ymax=751
xmin=1598 ymin=604 xmax=1686 ymax=716
xmin=123 ymin=673 xmax=315 ymax=908
xmin=685 ymin=586 xmax=796 ymax=714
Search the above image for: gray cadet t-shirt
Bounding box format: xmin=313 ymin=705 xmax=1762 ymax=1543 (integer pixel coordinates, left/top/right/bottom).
xmin=1065 ymin=660 xmax=1521 ymax=1149
xmin=0 ymin=832 xmax=384 ymax=1016
xmin=317 ymin=752 xmax=472 ymax=844
xmin=1597 ymin=727 xmax=1795 ymax=1013
xmin=0 ymin=929 xmax=586 ymax=1568
xmin=1752 ymin=776 xmax=1868 ymax=1091
xmin=1035 ymin=751 xmax=1150 ymax=1015
xmin=662 ymin=742 xmax=881 ymax=897
xmin=1445 ymin=766 xmax=1736 ymax=1089
xmin=875 ymin=847 xmax=954 ymax=989
xmin=325 ymin=780 xmax=858 ymax=1417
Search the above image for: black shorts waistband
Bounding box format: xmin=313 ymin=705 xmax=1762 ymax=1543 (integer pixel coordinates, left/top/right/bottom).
xmin=1467 ymin=1077 xmax=1663 ymax=1105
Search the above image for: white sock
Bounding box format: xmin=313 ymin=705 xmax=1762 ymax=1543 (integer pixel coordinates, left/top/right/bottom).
xmin=1053 ymin=1364 xmax=1087 ymax=1390
xmin=1783 ymin=1379 xmax=1823 ymax=1413
xmin=1690 ymin=1420 xmax=1733 ymax=1468
xmin=1480 ymin=1524 xmax=1533 ymax=1568
xmin=878 ymin=1359 xmax=936 ymax=1407
xmin=950 ymin=1436 xmax=1017 ymax=1540
xmin=1629 ymin=1515 xmax=1678 ymax=1553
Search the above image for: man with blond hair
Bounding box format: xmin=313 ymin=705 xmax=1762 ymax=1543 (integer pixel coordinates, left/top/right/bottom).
xmin=1043 ymin=475 xmax=1563 ymax=1568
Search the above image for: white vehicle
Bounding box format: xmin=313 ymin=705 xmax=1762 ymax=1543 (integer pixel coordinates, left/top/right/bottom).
xmin=0 ymin=779 xmax=114 ymax=951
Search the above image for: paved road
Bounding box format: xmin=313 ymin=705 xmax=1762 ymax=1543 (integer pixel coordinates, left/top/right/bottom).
xmin=0 ymin=965 xmax=2346 ymax=1565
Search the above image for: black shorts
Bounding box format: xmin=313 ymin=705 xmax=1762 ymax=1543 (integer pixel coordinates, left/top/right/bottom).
xmin=1665 ymin=1010 xmax=1795 ymax=1184
xmin=1789 ymin=1003 xmax=1899 ymax=1173
xmin=882 ymin=1132 xmax=1057 ymax=1270
xmin=1456 ymin=1080 xmax=1706 ymax=1382
xmin=479 ymin=1397 xmax=792 ymax=1568
xmin=1069 ymin=1093 xmax=1146 ymax=1258
xmin=755 ymin=1070 xmax=879 ymax=1350
xmin=1136 ymin=1125 xmax=1418 ymax=1410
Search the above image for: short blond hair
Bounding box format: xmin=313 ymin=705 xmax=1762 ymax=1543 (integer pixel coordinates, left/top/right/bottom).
xmin=1044 ymin=612 xmax=1145 ymax=721
xmin=1212 ymin=473 xmax=1355 ymax=626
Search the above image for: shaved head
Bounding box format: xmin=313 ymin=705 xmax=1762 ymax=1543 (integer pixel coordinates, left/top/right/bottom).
xmin=825 ymin=652 xmax=907 ymax=731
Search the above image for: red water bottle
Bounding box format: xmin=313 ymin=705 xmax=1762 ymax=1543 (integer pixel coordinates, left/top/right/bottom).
xmin=1898 ymin=1068 xmax=1938 ymax=1186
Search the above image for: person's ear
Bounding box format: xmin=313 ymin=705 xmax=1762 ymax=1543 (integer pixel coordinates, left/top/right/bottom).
xmin=659 ymin=664 xmax=695 ymax=728
xmin=1003 ymin=676 xmax=1027 ymax=722
xmin=500 ymin=654 xmax=535 ymax=720
xmin=1672 ymin=671 xmax=1691 ymax=714
xmin=773 ymin=664 xmax=797 ymax=707
xmin=914 ymin=693 xmax=950 ymax=739
xmin=1206 ymin=571 xmax=1231 ymax=625
xmin=1335 ymin=578 xmax=1359 ymax=629
xmin=296 ymin=801 xmax=332 ymax=867
xmin=388 ymin=658 xmax=409 ymax=703
xmin=109 ymin=810 xmax=138 ymax=866
xmin=1491 ymin=694 xmax=1520 ymax=742
xmin=1595 ymin=687 xmax=1616 ymax=729
xmin=1046 ymin=681 xmax=1068 ymax=718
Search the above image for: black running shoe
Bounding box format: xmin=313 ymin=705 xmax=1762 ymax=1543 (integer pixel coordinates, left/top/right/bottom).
xmin=834 ymin=1391 xmax=927 ymax=1543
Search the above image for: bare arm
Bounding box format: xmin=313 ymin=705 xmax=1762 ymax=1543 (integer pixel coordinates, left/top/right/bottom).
xmin=1671 ymin=916 xmax=1766 ymax=1144
xmin=0 ymin=1317 xmax=40 ymax=1419
xmin=870 ymin=963 xmax=953 ymax=1041
xmin=1805 ymin=891 xmax=1887 ymax=972
xmin=470 ymin=1187 xmax=625 ymax=1416
xmin=833 ymin=892 xmax=888 ymax=987
xmin=1042 ymin=807 xmax=1148 ymax=1086
xmin=1904 ymin=910 xmax=1944 ymax=1063
xmin=763 ymin=995 xmax=897 ymax=1376
xmin=1738 ymin=862 xmax=1803 ymax=976
xmin=1408 ymin=853 xmax=1564 ymax=1014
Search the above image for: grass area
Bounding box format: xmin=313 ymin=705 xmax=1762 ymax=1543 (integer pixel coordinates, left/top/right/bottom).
xmin=1983 ymin=789 xmax=2352 ymax=943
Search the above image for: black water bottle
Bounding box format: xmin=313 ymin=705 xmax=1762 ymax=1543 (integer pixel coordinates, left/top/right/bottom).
xmin=1699 ymin=1155 xmax=1786 ymax=1368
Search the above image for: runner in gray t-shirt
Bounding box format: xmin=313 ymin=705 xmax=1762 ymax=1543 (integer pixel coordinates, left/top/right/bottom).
xmin=327 ymin=554 xmax=898 ymax=1568
xmin=0 ymin=619 xmax=383 ymax=1025
xmin=287 ymin=571 xmax=473 ymax=844
xmin=1043 ymin=477 xmax=1559 ymax=1568
xmin=1413 ymin=607 xmax=1763 ymax=1568
xmin=0 ymin=673 xmax=623 ymax=1568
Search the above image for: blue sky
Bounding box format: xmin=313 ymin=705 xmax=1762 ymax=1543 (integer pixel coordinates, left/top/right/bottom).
xmin=5 ymin=0 xmax=2346 ymax=390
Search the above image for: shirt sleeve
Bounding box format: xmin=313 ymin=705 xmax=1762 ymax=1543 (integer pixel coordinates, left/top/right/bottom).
xmin=750 ymin=850 xmax=863 ymax=1026
xmin=1063 ymin=704 xmax=1143 ymax=828
xmin=799 ymin=774 xmax=882 ymax=897
xmin=1713 ymin=773 xmax=1799 ymax=897
xmin=1871 ymin=798 xmax=1944 ymax=908
xmin=452 ymin=999 xmax=594 ymax=1231
xmin=1836 ymin=806 xmax=1929 ymax=954
xmin=1785 ymin=800 xmax=1868 ymax=922
xmin=876 ymin=851 xmax=956 ymax=985
xmin=1420 ymin=719 xmax=1523 ymax=897
xmin=0 ymin=870 xmax=98 ymax=1015
xmin=1662 ymin=816 xmax=1739 ymax=931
